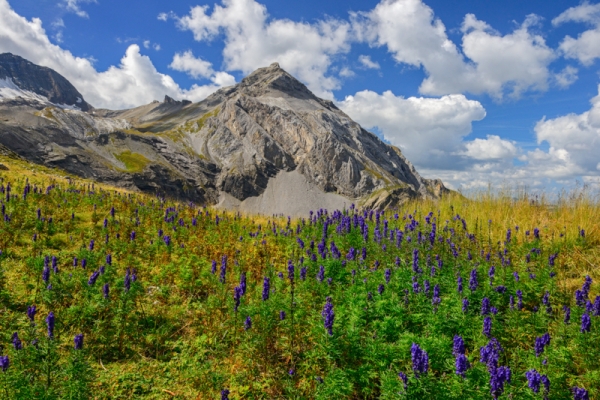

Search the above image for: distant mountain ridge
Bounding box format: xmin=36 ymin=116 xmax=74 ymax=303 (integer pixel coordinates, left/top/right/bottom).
xmin=0 ymin=53 xmax=91 ymax=111
xmin=0 ymin=55 xmax=448 ymax=214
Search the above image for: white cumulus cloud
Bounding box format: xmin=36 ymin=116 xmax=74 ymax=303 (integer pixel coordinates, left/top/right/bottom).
xmin=0 ymin=0 xmax=233 ymax=109
xmin=553 ymin=2 xmax=600 ymax=66
xmin=358 ymin=55 xmax=380 ymax=69
xmin=169 ymin=50 xmax=214 ymax=79
xmin=352 ymin=0 xmax=557 ymax=98
xmin=174 ymin=0 xmax=352 ymax=99
xmin=338 ymin=89 xmax=486 ymax=168
xmin=62 ymin=0 xmax=97 ymax=19
xmin=463 ymin=135 xmax=519 ymax=160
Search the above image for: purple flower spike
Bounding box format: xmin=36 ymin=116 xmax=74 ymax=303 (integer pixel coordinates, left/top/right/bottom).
xmin=581 ymin=312 xmax=591 ymax=333
xmin=483 ymin=317 xmax=492 ymax=338
xmin=74 ymin=333 xmax=84 ymax=350
xmin=103 ymin=283 xmax=109 ymax=299
xmin=46 ymin=312 xmax=55 ymax=339
xmin=12 ymin=332 xmax=22 ymax=350
xmin=27 ymin=305 xmax=36 ymax=322
xmin=573 ymin=387 xmax=589 ymax=400
xmin=322 ymin=297 xmax=335 ymax=336
xmin=244 ymin=316 xmax=252 ymax=330
xmin=411 ymin=343 xmax=429 ymax=377
xmin=262 ymin=277 xmax=270 ymax=301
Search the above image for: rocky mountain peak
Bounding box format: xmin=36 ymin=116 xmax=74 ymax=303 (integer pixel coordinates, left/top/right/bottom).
xmin=0 ymin=53 xmax=92 ymax=111
xmin=0 ymin=55 xmax=449 ymax=215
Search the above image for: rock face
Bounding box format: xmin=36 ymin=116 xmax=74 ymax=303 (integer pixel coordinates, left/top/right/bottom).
xmin=0 ymin=56 xmax=449 ymax=214
xmin=0 ymin=53 xmax=92 ymax=111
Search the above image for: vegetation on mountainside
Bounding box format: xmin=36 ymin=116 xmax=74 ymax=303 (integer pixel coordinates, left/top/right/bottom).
xmin=0 ymin=156 xmax=599 ymax=399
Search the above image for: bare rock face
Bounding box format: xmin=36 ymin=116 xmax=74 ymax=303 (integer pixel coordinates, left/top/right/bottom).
xmin=0 ymin=56 xmax=449 ymax=214
xmin=0 ymin=53 xmax=92 ymax=111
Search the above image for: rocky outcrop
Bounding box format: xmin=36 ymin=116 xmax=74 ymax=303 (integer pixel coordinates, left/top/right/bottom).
xmin=0 ymin=57 xmax=449 ymax=214
xmin=0 ymin=53 xmax=92 ymax=111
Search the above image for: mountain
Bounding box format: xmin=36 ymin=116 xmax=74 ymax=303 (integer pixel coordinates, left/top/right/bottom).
xmin=0 ymin=53 xmax=92 ymax=111
xmin=0 ymin=55 xmax=448 ymax=214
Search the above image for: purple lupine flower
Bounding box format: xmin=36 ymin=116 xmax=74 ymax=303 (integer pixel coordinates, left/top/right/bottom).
xmin=488 ymin=266 xmax=495 ymax=285
xmin=516 ymin=290 xmax=523 ymax=310
xmin=412 ymin=248 xmax=420 ymax=274
xmin=573 ymin=387 xmax=589 ymax=400
xmin=526 ymin=369 xmax=541 ymax=393
xmin=432 ymin=284 xmax=441 ymax=308
xmin=233 ymin=286 xmax=242 ymax=312
xmin=280 ymin=310 xmax=286 ymax=320
xmin=411 ymin=343 xmax=429 ymax=377
xmin=0 ymin=355 xmax=9 ymax=372
xmin=455 ymin=354 xmax=469 ymax=378
xmin=346 ymin=247 xmax=356 ymax=261
xmin=469 ymin=269 xmax=478 ymax=291
xmin=423 ymin=280 xmax=430 ymax=296
xmin=593 ymin=296 xmax=600 ymax=316
xmin=12 ymin=332 xmax=22 ymax=350
xmin=398 ymin=371 xmax=408 ymax=391
xmin=244 ymin=316 xmax=252 ymax=330
xmin=52 ymin=256 xmax=58 ymax=273
xmin=106 ymin=254 xmax=112 ymax=265
xmin=533 ymin=227 xmax=540 ymax=239
xmin=481 ymin=298 xmax=491 ymax=315
xmin=300 ymin=267 xmax=307 ymax=280
xmin=453 ymin=335 xmax=465 ymax=356
xmin=103 ymin=218 xmax=108 ymax=229
xmin=89 ymin=239 xmax=94 ymax=251
xmin=27 ymin=305 xmax=36 ymax=322
xmin=124 ymin=269 xmax=131 ymax=291
xmin=378 ymin=283 xmax=385 ymax=295
xmin=287 ymin=260 xmax=295 ymax=282
xmin=46 ymin=312 xmax=55 ymax=339
xmin=211 ymin=260 xmax=216 ymax=274
xmin=534 ymin=333 xmax=550 ymax=357
xmin=483 ymin=317 xmax=492 ymax=337
xmin=239 ymin=272 xmax=247 ymax=296
xmin=462 ymin=298 xmax=469 ymax=313
xmin=42 ymin=264 xmax=50 ymax=283
xmin=457 ymin=276 xmax=463 ymax=293
xmin=88 ymin=270 xmax=100 ymax=286
xmin=564 ymin=306 xmax=571 ymax=324
xmin=221 ymin=389 xmax=230 ymax=400
xmin=81 ymin=258 xmax=87 ymax=269
xmin=541 ymin=374 xmax=550 ymax=396
xmin=219 ymin=255 xmax=227 ymax=284
xmin=74 ymin=333 xmax=84 ymax=350
xmin=322 ymin=297 xmax=335 ymax=336
xmin=490 ymin=366 xmax=511 ymax=399
xmin=103 ymin=283 xmax=109 ymax=299
xmin=581 ymin=312 xmax=591 ymax=333
xmin=262 ymin=277 xmax=270 ymax=301
xmin=385 ymin=268 xmax=391 ymax=284
xmin=317 ymin=265 xmax=325 ymax=282
xmin=513 ymin=271 xmax=519 ymax=282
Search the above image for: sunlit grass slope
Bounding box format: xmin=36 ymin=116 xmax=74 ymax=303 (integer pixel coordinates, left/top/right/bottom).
xmin=0 ymin=154 xmax=599 ymax=399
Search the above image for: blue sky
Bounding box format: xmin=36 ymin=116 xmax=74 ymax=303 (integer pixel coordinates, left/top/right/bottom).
xmin=2 ymin=0 xmax=600 ymax=191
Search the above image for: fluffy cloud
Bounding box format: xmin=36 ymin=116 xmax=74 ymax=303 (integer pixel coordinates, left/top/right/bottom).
xmin=553 ymin=2 xmax=600 ymax=66
xmin=352 ymin=0 xmax=558 ymax=98
xmin=358 ymin=55 xmax=380 ymax=69
xmin=62 ymin=0 xmax=97 ymax=18
xmin=531 ymin=84 xmax=600 ymax=178
xmin=169 ymin=50 xmax=214 ymax=79
xmin=0 ymin=0 xmax=232 ymax=109
xmin=174 ymin=0 xmax=352 ymax=99
xmin=338 ymin=89 xmax=486 ymax=168
xmin=462 ymin=135 xmax=519 ymax=160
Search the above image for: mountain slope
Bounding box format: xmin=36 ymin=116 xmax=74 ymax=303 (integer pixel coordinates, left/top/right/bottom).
xmin=0 ymin=56 xmax=448 ymax=214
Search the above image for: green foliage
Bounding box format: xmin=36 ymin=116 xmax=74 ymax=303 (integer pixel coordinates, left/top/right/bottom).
xmin=0 ymin=159 xmax=599 ymax=399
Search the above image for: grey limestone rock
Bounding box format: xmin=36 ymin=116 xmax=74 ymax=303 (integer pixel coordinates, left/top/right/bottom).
xmin=0 ymin=56 xmax=449 ymax=214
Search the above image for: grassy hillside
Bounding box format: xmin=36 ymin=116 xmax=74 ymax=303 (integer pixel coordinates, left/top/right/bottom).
xmin=0 ymin=155 xmax=599 ymax=399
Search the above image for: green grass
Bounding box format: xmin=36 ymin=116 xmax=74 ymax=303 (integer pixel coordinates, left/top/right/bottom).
xmin=0 ymin=156 xmax=599 ymax=399
xmin=114 ymin=151 xmax=150 ymax=173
